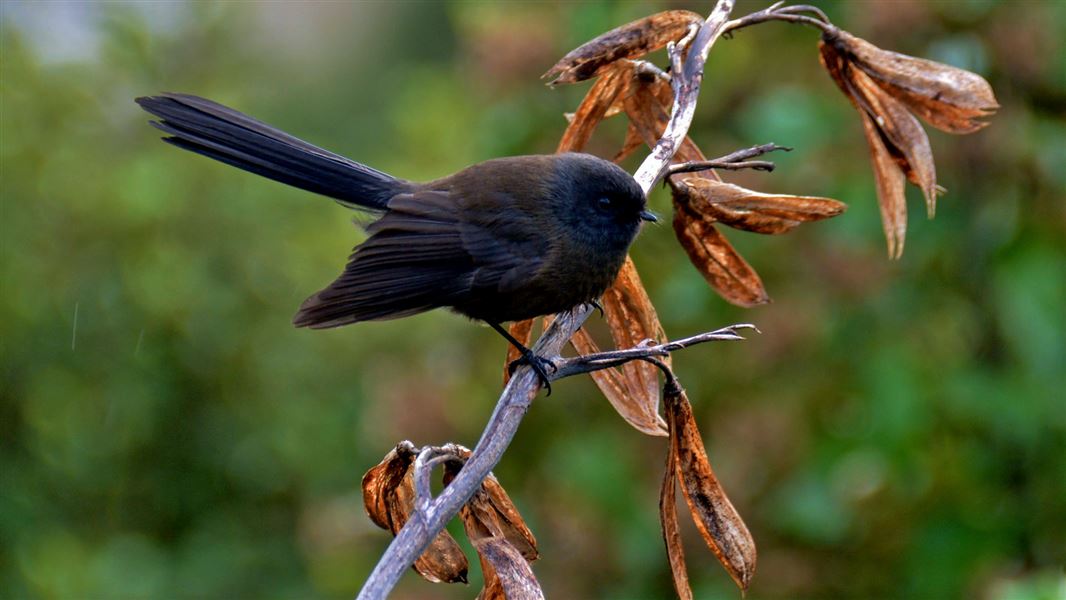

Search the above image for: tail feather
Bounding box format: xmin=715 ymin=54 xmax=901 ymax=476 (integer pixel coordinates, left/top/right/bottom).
xmin=136 ymin=93 xmax=407 ymax=210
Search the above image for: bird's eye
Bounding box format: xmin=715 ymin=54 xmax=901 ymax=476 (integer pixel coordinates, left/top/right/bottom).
xmin=598 ymin=197 xmax=612 ymax=209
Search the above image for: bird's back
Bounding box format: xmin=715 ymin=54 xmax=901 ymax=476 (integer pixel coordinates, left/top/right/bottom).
xmin=296 ymin=153 xmax=644 ymax=327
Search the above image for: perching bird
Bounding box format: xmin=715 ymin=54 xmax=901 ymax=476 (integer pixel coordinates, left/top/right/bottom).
xmin=136 ymin=93 xmax=655 ymax=389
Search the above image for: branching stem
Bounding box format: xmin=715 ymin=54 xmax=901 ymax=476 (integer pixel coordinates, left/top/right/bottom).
xmin=356 ymin=2 xmax=738 ymax=598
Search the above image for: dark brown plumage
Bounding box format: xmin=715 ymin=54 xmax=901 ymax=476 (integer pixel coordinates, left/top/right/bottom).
xmin=136 ymin=93 xmax=655 ymax=387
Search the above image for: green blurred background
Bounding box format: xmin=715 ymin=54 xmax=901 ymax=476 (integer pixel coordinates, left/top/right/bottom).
xmin=2 ymin=1 xmax=1064 ymax=598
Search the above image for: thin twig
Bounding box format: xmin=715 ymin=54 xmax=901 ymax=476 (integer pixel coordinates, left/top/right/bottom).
xmin=630 ymin=59 xmax=671 ymax=83
xmin=724 ymin=1 xmax=835 ymax=37
xmin=356 ymin=2 xmax=738 ymax=598
xmin=552 ymin=324 xmax=759 ymax=380
xmin=671 ymin=159 xmax=777 ymax=173
xmin=778 ymin=4 xmax=830 ymax=24
xmin=666 ymin=142 xmax=792 ymax=176
xmin=703 ymin=142 xmax=793 ymax=164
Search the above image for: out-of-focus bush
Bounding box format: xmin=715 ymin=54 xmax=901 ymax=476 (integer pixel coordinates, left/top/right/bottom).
xmin=2 ymin=1 xmax=1063 ymax=598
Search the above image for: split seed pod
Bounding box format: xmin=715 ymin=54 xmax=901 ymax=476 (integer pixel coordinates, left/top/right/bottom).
xmin=661 ymin=382 xmax=756 ymax=594
xmin=361 ymin=445 xmax=469 ymax=584
xmin=819 ymin=27 xmax=998 ymax=257
xmin=544 ymin=11 xmax=703 ymax=86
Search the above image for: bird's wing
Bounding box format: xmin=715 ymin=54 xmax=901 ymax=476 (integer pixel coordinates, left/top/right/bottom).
xmin=454 ymin=189 xmax=549 ymax=296
xmin=292 ymin=189 xmax=545 ymax=328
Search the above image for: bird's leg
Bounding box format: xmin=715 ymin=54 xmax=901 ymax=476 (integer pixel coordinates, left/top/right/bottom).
xmin=488 ymin=322 xmax=556 ymax=395
xmin=588 ymin=299 xmax=605 ymax=318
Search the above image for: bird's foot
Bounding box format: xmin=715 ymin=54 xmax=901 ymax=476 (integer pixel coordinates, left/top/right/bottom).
xmin=588 ymin=299 xmax=605 ymax=318
xmin=507 ymin=351 xmax=557 ymax=395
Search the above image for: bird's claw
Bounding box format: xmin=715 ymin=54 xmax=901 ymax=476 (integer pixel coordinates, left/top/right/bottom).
xmin=589 ymin=299 xmax=605 ymax=318
xmin=507 ymin=351 xmax=557 ymax=395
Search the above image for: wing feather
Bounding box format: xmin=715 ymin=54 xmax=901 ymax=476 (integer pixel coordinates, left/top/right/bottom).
xmin=293 ymin=189 xmax=548 ymax=328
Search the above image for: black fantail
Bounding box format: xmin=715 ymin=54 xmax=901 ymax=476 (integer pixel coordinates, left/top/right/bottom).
xmin=136 ymin=93 xmax=657 ymax=389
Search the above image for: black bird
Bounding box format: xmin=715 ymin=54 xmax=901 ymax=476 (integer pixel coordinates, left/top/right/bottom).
xmin=136 ymin=93 xmax=656 ymax=390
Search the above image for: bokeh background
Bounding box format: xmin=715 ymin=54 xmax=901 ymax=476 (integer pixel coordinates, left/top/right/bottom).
xmin=2 ymin=1 xmax=1064 ymax=598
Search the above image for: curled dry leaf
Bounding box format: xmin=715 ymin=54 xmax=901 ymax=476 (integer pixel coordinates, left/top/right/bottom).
xmin=673 ymin=201 xmax=769 ymax=307
xmin=664 ymin=383 xmax=756 ymax=592
xmin=361 ymin=446 xmax=469 ymax=584
xmin=672 ymin=177 xmax=847 ymax=235
xmin=474 ymin=538 xmax=545 ymax=600
xmin=660 ymin=424 xmax=693 ymax=600
xmin=544 ymin=10 xmax=703 ymax=86
xmin=826 ymin=28 xmax=998 ymax=134
xmin=572 ymin=257 xmax=670 ymax=437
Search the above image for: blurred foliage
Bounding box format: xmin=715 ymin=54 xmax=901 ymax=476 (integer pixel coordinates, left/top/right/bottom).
xmin=2 ymin=1 xmax=1064 ymax=598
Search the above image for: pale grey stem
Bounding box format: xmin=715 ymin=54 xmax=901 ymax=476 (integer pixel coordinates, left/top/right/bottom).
xmin=356 ymin=2 xmax=738 ymax=598
xmin=413 ymin=444 xmax=470 ymax=512
xmin=412 ymin=448 xmax=445 ymax=514
xmin=634 ymin=0 xmax=737 ymax=192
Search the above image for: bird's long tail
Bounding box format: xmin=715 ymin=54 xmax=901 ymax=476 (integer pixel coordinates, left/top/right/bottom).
xmin=136 ymin=93 xmax=408 ymax=210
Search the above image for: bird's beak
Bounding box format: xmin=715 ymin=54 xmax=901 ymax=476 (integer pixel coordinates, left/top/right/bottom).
xmin=639 ymin=210 xmax=659 ymax=223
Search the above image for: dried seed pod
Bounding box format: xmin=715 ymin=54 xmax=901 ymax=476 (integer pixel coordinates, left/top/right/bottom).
xmin=859 ymin=107 xmax=909 ymax=258
xmin=544 ymin=11 xmax=704 ymax=86
xmin=826 ymin=28 xmax=998 ymax=133
xmin=625 ymin=70 xmax=773 ymax=307
xmin=845 ymin=58 xmax=939 ymax=216
xmin=623 ymin=70 xmax=709 ymax=167
xmin=672 ymin=177 xmax=846 ymax=235
xmin=673 ymin=201 xmax=769 ymax=307
xmin=664 ymin=384 xmax=756 ymax=592
xmin=442 ymin=457 xmax=541 ymax=599
xmin=612 ymin=122 xmax=645 ymax=163
xmin=361 ymin=445 xmax=469 ymax=584
xmin=572 ymin=257 xmax=670 ymax=437
xmin=394 ymin=470 xmax=472 ymax=583
xmin=474 ymin=538 xmax=545 ymax=600
xmin=444 ymin=459 xmax=539 ymax=562
xmin=660 ymin=428 xmax=693 ymax=600
xmin=361 ymin=445 xmax=413 ymax=531
xmin=819 ymin=28 xmax=998 ymax=254
xmin=555 ymin=63 xmax=633 ymax=153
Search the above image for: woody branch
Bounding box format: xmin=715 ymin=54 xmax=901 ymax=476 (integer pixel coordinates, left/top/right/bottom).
xmin=356 ymin=2 xmax=738 ymax=598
